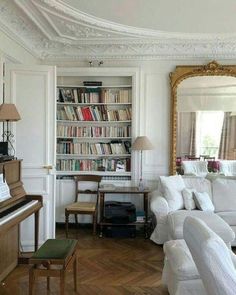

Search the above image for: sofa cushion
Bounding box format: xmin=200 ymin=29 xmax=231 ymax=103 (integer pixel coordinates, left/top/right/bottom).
xmin=182 ymin=160 xmax=208 ymax=177
xmin=182 ymin=188 xmax=196 ymax=210
xmin=160 ymin=175 xmax=185 ymax=211
xmin=217 ymin=212 xmax=236 ymax=226
xmin=163 ymin=239 xmax=200 ymax=281
xmin=183 ymin=176 xmax=212 ymax=200
xmin=193 ymin=191 xmax=215 ymax=212
xmin=212 ymin=178 xmax=236 ymax=212
xmin=167 ymin=210 xmax=235 ymax=244
xmin=219 ymin=160 xmax=236 ymax=176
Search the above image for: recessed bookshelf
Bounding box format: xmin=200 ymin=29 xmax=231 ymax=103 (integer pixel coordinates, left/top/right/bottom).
xmin=56 ymin=72 xmax=133 ymax=180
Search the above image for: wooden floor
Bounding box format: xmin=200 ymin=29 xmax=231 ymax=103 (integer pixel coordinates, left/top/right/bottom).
xmin=0 ymin=227 xmax=169 ymax=295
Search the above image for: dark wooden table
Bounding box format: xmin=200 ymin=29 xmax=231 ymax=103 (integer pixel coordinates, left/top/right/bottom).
xmin=98 ymin=187 xmax=150 ymax=238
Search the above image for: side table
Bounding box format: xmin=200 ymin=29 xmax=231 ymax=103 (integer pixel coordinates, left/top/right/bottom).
xmin=98 ymin=187 xmax=150 ymax=238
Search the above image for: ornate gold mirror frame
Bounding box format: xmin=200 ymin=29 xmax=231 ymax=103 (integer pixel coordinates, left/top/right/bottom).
xmin=170 ymin=61 xmax=236 ymax=175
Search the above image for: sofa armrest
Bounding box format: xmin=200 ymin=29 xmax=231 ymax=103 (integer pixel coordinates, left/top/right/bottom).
xmin=230 ymin=250 xmax=236 ymax=269
xmin=150 ymin=191 xmax=169 ymax=223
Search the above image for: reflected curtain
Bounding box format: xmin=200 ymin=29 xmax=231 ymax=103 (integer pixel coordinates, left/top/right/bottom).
xmin=177 ymin=112 xmax=196 ymax=156
xmin=189 ymin=112 xmax=196 ymax=156
xmin=218 ymin=112 xmax=236 ymax=159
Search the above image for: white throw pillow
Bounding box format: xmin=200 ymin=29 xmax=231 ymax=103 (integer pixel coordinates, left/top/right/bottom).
xmin=182 ymin=188 xmax=196 ymax=210
xmin=160 ymin=175 xmax=185 ymax=211
xmin=193 ymin=191 xmax=215 ymax=212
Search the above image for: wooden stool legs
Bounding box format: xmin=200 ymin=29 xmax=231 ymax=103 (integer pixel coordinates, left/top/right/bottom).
xmin=29 ymin=267 xmax=35 ymax=295
xmin=60 ymin=270 xmax=65 ymax=295
xmin=29 ymin=255 xmax=78 ymax=295
xmin=74 ymin=253 xmax=78 ymax=292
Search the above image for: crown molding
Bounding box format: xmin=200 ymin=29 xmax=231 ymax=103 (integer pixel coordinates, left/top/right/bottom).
xmin=0 ymin=0 xmax=236 ymax=61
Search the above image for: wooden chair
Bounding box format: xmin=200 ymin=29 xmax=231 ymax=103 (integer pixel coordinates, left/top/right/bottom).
xmin=65 ymin=175 xmax=102 ymax=237
xmin=29 ymin=239 xmax=78 ymax=295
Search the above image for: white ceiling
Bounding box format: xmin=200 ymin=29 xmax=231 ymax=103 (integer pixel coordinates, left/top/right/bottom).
xmin=64 ymin=0 xmax=236 ymax=34
xmin=1 ymin=0 xmax=236 ymax=61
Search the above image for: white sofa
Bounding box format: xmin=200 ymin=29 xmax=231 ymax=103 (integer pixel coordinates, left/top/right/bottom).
xmin=219 ymin=160 xmax=236 ymax=176
xmin=150 ymin=175 xmax=236 ymax=246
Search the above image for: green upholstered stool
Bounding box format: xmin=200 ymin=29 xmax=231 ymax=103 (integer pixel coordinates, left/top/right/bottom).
xmin=29 ymin=239 xmax=78 ymax=295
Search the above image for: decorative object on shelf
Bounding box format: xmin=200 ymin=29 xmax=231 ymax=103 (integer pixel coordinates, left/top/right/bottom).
xmin=132 ymin=136 xmax=154 ymax=191
xmin=0 ymin=103 xmax=21 ymax=155
xmin=83 ymin=81 xmax=102 ymax=86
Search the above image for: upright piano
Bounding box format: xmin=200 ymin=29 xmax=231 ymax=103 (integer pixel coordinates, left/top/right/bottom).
xmin=0 ymin=160 xmax=43 ymax=282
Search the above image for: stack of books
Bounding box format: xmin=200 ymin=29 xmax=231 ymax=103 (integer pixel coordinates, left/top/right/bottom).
xmin=136 ymin=211 xmax=145 ymax=222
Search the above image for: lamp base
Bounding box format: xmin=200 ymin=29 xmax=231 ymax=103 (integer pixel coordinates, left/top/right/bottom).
xmin=138 ymin=179 xmax=145 ymax=191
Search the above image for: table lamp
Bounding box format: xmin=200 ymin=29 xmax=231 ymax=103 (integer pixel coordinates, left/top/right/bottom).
xmin=0 ymin=103 xmax=21 ymax=155
xmin=132 ymin=136 xmax=154 ymax=190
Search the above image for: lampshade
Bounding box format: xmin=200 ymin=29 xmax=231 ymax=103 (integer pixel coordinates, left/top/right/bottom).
xmin=132 ymin=136 xmax=154 ymax=151
xmin=0 ymin=104 xmax=21 ymax=122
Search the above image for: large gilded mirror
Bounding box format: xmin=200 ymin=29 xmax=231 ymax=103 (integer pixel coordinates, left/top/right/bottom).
xmin=170 ymin=61 xmax=236 ymax=175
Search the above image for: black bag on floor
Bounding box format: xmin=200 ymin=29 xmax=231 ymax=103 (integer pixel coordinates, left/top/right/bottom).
xmin=104 ymin=201 xmax=136 ymax=223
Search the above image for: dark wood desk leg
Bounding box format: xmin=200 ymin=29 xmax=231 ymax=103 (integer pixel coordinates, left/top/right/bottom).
xmin=99 ymin=192 xmax=104 ymax=237
xmin=34 ymin=211 xmax=39 ymax=252
xmin=144 ymin=193 xmax=149 ymax=239
xmin=65 ymin=211 xmax=69 ymax=238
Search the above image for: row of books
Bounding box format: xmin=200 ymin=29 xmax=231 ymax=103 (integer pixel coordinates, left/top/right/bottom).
xmin=56 ymin=158 xmax=131 ymax=172
xmin=102 ymin=89 xmax=131 ymax=103
xmin=57 ymin=87 xmax=131 ymax=104
xmin=57 ymin=125 xmax=131 ymax=138
xmin=57 ymin=141 xmax=131 ymax=155
xmin=57 ymin=105 xmax=132 ymax=121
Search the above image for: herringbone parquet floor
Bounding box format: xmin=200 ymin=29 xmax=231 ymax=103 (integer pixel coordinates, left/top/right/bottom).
xmin=0 ymin=227 xmax=169 ymax=295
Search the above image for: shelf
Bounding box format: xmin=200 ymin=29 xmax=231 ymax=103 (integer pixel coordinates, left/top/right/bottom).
xmin=57 ymin=102 xmax=132 ymax=106
xmin=57 ymin=85 xmax=132 ymax=88
xmin=56 ymin=171 xmax=132 ymax=176
xmin=57 ymin=120 xmax=132 ymax=124
xmin=57 ymin=154 xmax=131 ymax=158
xmin=57 ymin=137 xmax=132 ymax=140
xmin=100 ymin=220 xmax=148 ymax=226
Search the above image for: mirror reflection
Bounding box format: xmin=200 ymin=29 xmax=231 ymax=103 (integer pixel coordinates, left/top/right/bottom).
xmin=176 ymin=76 xmax=236 ymax=176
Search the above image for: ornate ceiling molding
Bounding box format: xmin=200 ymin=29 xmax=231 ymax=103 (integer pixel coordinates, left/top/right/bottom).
xmin=1 ymin=0 xmax=236 ymax=61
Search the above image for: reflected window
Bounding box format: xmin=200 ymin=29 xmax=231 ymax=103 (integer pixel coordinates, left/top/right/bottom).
xmin=196 ymin=111 xmax=224 ymax=158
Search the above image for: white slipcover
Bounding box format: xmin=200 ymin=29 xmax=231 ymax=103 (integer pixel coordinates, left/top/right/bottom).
xmin=182 ymin=160 xmax=208 ymax=177
xmin=212 ymin=178 xmax=236 ymax=212
xmin=219 ymin=160 xmax=236 ymax=176
xmin=150 ymin=175 xmax=236 ymax=245
xmin=167 ymin=210 xmax=234 ymax=246
xmin=184 ymin=216 xmax=236 ymax=295
xmin=162 ymin=239 xmax=206 ymax=295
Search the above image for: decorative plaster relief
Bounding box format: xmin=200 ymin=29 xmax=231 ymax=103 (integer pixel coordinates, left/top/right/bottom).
xmin=0 ymin=0 xmax=236 ymax=61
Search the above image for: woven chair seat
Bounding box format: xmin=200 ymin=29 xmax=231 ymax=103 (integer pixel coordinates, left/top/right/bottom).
xmin=66 ymin=202 xmax=96 ymax=212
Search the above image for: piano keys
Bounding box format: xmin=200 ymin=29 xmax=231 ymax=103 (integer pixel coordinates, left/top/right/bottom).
xmin=0 ymin=160 xmax=43 ymax=282
xmin=0 ymin=200 xmax=39 ymax=226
